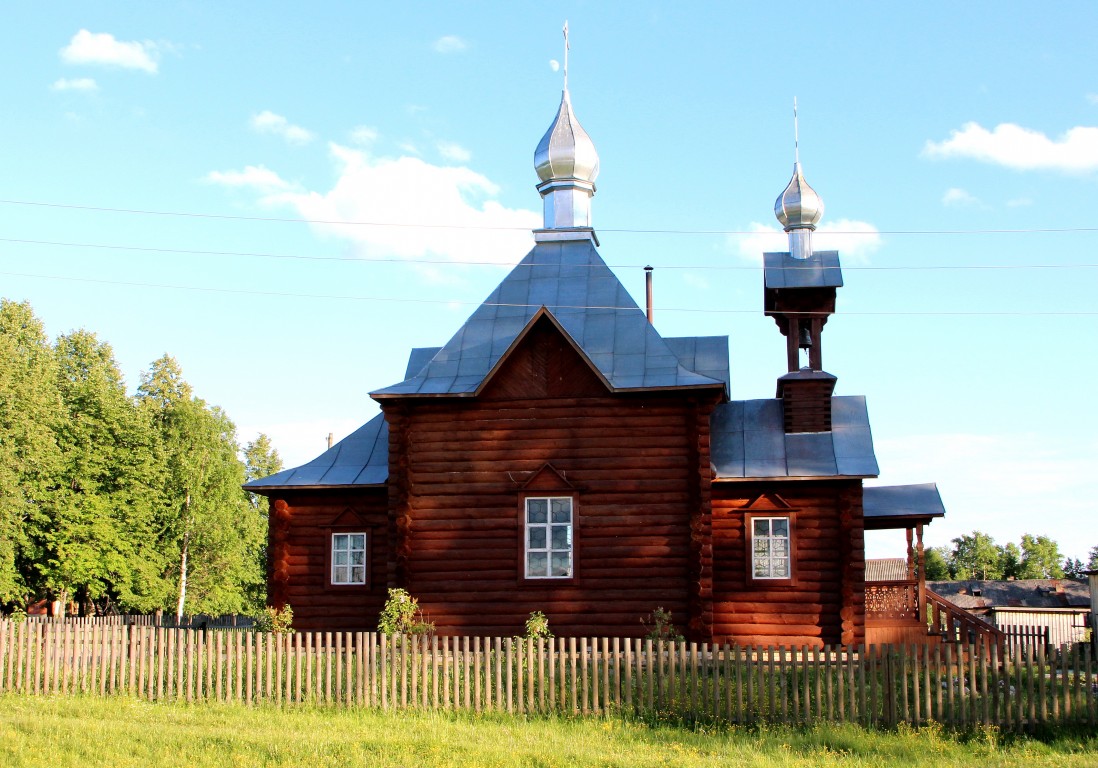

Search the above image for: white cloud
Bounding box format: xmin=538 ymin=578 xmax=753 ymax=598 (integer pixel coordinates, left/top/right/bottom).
xmin=941 ymin=187 xmax=979 ymax=207
xmin=60 ymin=29 xmax=158 ymax=73
xmin=1087 ymin=93 xmax=1098 ymax=105
xmin=433 ymin=35 xmax=468 ymax=54
xmin=869 ymin=432 xmax=1096 ymax=560
xmin=731 ymin=219 xmax=882 ymax=265
xmin=924 ymin=121 xmax=1098 ymax=172
xmin=204 ymin=165 xmax=296 ymax=192
xmin=436 ymin=140 xmax=471 ymax=163
xmin=50 ymin=77 xmax=98 ymax=92
xmin=210 ymin=143 xmax=539 ymax=265
xmin=1006 ymin=197 xmax=1033 ymax=208
xmin=250 ymin=110 xmax=315 ymax=145
xmin=350 ymin=125 xmax=378 ymax=145
xmin=549 ymin=59 xmax=560 ymax=72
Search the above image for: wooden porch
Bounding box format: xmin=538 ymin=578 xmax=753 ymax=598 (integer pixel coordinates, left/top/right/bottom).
xmin=862 ymin=487 xmax=1003 ymax=650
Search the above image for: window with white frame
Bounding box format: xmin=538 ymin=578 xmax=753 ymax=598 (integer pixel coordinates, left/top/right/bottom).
xmin=751 ymin=517 xmax=791 ymax=579
xmin=525 ymin=497 xmax=573 ymax=579
xmin=331 ymin=532 xmax=367 ymax=585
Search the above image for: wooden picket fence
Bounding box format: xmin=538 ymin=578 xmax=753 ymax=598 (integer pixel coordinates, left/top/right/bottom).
xmin=1003 ymin=625 xmax=1051 ymax=659
xmin=0 ymin=620 xmax=1094 ymax=730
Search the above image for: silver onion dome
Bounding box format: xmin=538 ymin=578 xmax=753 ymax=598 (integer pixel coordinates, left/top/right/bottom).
xmin=535 ymin=89 xmax=600 ymax=185
xmin=774 ymin=162 xmax=824 ymax=231
xmin=534 ymin=87 xmax=599 ymax=231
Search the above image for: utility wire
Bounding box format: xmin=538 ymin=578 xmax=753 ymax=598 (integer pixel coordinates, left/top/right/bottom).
xmin=3 ymin=198 xmax=1098 ymax=236
xmin=3 ymin=269 xmax=1095 ymax=315
xmin=2 ymin=237 xmax=1096 ymax=272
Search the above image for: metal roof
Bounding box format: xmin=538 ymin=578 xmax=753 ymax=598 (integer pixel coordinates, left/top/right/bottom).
xmin=373 ymin=239 xmax=728 ymax=397
xmin=865 ymin=558 xmax=909 ymax=581
xmin=664 ymin=335 xmax=730 ymax=398
xmin=405 ymin=347 xmax=442 ymax=379
xmin=244 ymin=413 xmax=389 ymax=491
xmin=763 ymin=250 xmax=843 ymax=290
xmin=928 ymin=580 xmax=1090 ymax=611
xmin=710 ymin=396 xmax=878 ymax=480
xmin=863 ymin=483 xmax=946 ymax=528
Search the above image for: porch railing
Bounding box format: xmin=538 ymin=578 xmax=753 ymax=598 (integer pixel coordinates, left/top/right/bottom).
xmin=925 ymin=587 xmax=1005 ymax=655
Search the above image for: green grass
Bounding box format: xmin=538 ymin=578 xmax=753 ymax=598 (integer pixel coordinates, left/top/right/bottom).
xmin=0 ymin=695 xmax=1096 ymax=767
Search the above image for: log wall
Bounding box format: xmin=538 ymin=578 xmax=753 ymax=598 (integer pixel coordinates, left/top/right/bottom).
xmin=381 ymin=318 xmax=721 ymax=639
xmin=268 ymin=489 xmax=389 ymax=631
xmin=710 ymin=480 xmax=865 ymax=648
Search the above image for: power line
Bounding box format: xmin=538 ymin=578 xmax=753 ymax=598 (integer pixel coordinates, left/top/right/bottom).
xmin=3 ymin=269 xmax=1095 ymax=316
xmin=3 ymin=198 xmax=1098 ymax=236
xmin=2 ymin=236 xmax=1097 ymax=272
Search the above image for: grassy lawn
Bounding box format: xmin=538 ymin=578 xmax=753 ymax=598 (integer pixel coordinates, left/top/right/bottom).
xmin=0 ymin=695 xmax=1096 ymax=767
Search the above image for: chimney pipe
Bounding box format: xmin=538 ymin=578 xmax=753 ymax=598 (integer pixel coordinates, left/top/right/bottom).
xmin=644 ymin=266 xmax=654 ymax=324
xmin=327 ymin=432 xmax=334 ymax=449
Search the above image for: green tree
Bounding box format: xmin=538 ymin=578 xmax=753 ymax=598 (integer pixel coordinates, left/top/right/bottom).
xmin=1015 ymin=534 xmax=1065 ymax=579
xmin=1064 ymin=558 xmax=1085 ymax=579
xmin=949 ymin=531 xmax=1002 ymax=580
xmin=1087 ymin=546 xmax=1098 ymax=572
xmin=138 ymin=356 xmax=261 ymax=621
xmin=41 ymin=330 xmax=166 ymax=615
xmin=244 ymin=434 xmax=282 ymax=612
xmin=0 ymin=300 xmax=64 ymax=606
xmin=999 ymin=541 xmax=1023 ymax=580
xmin=921 ymin=546 xmax=951 ymax=581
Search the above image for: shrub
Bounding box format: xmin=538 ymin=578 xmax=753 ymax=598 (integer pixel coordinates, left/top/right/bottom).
xmin=378 ymin=588 xmax=434 ymax=637
xmin=524 ymin=610 xmax=553 ymax=639
xmin=254 ymin=604 xmax=294 ymax=633
xmin=641 ymin=606 xmax=684 ymax=642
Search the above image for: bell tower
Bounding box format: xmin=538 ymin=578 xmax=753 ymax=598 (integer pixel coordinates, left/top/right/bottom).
xmin=764 ymin=102 xmax=843 ymax=433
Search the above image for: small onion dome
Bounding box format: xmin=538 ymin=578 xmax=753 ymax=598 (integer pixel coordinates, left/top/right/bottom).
xmin=534 ymin=89 xmax=599 ymax=185
xmin=774 ymin=162 xmax=824 ymax=231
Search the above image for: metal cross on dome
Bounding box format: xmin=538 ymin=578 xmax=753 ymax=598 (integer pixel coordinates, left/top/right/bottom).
xmin=563 ymin=20 xmax=569 ymax=91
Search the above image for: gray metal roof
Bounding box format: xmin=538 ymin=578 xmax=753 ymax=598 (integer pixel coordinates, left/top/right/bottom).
xmin=928 ymin=580 xmax=1090 ymax=611
xmin=763 ymin=250 xmax=843 ymax=290
xmin=865 ymin=558 xmax=909 ymax=581
xmin=863 ymin=483 xmax=946 ymax=528
xmin=373 ymin=239 xmax=728 ymax=397
xmin=405 ymin=347 xmax=442 ymax=379
xmin=710 ymin=396 xmax=878 ymax=480
xmin=664 ymin=336 xmax=730 ymax=397
xmin=244 ymin=413 xmax=389 ymax=490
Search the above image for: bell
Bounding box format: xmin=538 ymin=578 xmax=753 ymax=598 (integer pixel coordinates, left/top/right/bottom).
xmin=797 ymin=325 xmax=813 ymax=350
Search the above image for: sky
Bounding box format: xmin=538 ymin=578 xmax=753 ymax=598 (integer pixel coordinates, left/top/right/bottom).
xmin=1 ymin=3 xmax=1095 ymax=562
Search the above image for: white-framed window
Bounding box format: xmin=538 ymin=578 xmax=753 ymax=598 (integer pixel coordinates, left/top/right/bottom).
xmin=751 ymin=516 xmax=791 ymax=579
xmin=331 ymin=532 xmax=367 ymax=585
xmin=525 ymin=496 xmax=573 ymax=579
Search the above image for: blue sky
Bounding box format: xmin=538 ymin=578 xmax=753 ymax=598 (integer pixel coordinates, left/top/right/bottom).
xmin=1 ymin=4 xmax=1095 ymax=560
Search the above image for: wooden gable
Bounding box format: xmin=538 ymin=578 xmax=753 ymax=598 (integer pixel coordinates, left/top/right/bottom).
xmin=478 ymin=312 xmax=609 ymax=400
xmin=520 ymin=462 xmax=576 ymax=492
xmin=740 ymin=492 xmax=794 ymax=513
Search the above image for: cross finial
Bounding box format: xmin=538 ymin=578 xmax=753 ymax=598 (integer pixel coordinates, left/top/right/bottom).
xmin=794 ymin=96 xmax=800 ymax=165
xmin=563 ymin=20 xmax=570 ymax=92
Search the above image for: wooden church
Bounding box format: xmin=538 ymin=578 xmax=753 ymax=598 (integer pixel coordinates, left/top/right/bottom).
xmin=247 ymin=71 xmax=950 ymax=648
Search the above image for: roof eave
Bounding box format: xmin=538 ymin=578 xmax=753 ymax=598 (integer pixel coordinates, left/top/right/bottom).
xmin=712 ymin=474 xmax=877 ymax=483
xmin=243 ymin=482 xmax=388 ymax=495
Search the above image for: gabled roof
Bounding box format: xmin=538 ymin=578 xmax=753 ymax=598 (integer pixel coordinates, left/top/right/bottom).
xmin=710 ymin=396 xmax=878 ymax=480
xmin=763 ymin=250 xmax=843 ymax=290
xmin=244 ymin=413 xmax=389 ymax=491
xmin=373 ymin=238 xmax=727 ymax=397
xmin=928 ymin=580 xmax=1090 ymax=611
